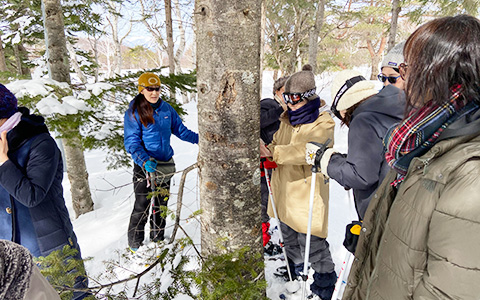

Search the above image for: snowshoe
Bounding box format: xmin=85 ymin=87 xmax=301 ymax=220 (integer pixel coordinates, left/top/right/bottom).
xmin=264 ymin=241 xmax=282 ymax=256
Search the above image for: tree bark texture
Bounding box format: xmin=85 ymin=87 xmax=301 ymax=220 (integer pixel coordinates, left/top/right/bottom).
xmin=387 ymin=0 xmax=401 ymax=52
xmin=196 ymin=0 xmax=263 ymax=256
xmin=308 ymin=0 xmax=326 ymax=73
xmin=42 ymin=0 xmax=94 ymax=217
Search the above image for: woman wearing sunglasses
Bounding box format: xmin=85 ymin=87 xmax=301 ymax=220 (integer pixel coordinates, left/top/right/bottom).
xmin=377 ymin=41 xmax=405 ymax=90
xmin=344 ymin=15 xmax=480 ymax=300
xmin=264 ymin=65 xmax=336 ymax=299
xmin=124 ymin=72 xmax=198 ymax=253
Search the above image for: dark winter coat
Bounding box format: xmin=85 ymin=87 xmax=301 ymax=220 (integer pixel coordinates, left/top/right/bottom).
xmin=343 ymin=110 xmax=480 ymax=300
xmin=326 ymin=85 xmax=405 ymax=219
xmin=260 ymin=97 xmax=284 ymax=145
xmin=124 ymin=96 xmax=198 ymax=167
xmin=0 ymin=108 xmax=81 ymax=258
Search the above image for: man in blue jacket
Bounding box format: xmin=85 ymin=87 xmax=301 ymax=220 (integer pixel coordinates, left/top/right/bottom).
xmin=0 ymin=84 xmax=89 ymax=299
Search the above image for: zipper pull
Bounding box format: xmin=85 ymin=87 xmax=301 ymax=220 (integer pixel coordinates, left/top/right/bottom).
xmin=421 ymin=158 xmax=431 ymax=176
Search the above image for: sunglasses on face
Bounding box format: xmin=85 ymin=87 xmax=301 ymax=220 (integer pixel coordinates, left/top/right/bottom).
xmin=142 ymin=86 xmax=160 ymax=92
xmin=377 ymin=74 xmax=401 ymax=84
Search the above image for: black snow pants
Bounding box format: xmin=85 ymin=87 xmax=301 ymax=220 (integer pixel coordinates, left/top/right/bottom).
xmin=128 ymin=163 xmax=170 ymax=248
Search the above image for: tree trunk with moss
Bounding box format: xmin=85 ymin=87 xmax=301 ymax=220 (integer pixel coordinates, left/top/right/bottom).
xmin=196 ymin=0 xmax=263 ymax=257
xmin=42 ymin=0 xmax=94 ymax=217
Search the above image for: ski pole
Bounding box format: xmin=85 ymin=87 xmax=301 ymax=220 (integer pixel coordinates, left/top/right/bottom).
xmin=264 ymin=165 xmax=293 ymax=282
xmin=147 ymin=167 xmax=159 ymax=239
xmin=301 ymin=165 xmax=317 ymax=300
xmin=332 ymin=250 xmax=352 ymax=300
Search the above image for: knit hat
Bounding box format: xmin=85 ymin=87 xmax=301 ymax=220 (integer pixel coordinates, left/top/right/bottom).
xmin=381 ymin=41 xmax=406 ymax=70
xmin=330 ymin=70 xmax=377 ymax=112
xmin=138 ymin=72 xmax=161 ymax=93
xmin=0 ymin=84 xmax=18 ymax=119
xmin=284 ymin=65 xmax=316 ymax=99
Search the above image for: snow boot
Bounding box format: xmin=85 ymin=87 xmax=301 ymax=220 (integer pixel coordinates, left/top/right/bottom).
xmin=310 ymin=271 xmax=337 ymax=300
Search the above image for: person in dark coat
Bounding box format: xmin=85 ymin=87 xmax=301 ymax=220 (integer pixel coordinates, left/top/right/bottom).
xmin=124 ymin=72 xmax=198 ymax=253
xmin=260 ymin=75 xmax=288 ymax=250
xmin=0 ymin=84 xmax=89 ymax=299
xmin=322 ymin=70 xmax=405 ymax=220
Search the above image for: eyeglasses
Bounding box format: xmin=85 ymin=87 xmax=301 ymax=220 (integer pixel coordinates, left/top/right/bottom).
xmin=377 ymin=74 xmax=401 ymax=84
xmin=283 ymin=88 xmax=316 ymax=105
xmin=399 ymin=63 xmax=408 ymax=80
xmin=141 ymin=86 xmax=160 ymax=92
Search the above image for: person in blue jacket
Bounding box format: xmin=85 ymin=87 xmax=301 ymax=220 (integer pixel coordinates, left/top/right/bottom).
xmin=124 ymin=72 xmax=198 ymax=252
xmin=0 ymin=84 xmax=89 ymax=299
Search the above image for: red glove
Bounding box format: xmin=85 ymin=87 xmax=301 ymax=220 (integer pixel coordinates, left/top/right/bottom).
xmin=262 ymin=222 xmax=271 ymax=247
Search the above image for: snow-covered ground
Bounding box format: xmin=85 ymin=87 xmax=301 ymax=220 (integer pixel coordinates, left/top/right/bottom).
xmin=66 ymin=69 xmax=377 ymax=299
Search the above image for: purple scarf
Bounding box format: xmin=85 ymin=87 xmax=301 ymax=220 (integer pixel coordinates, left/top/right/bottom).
xmin=288 ymin=97 xmax=320 ymax=126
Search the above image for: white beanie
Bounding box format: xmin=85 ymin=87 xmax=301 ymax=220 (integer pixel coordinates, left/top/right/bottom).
xmin=331 ymin=70 xmax=378 ymax=111
xmin=381 ymin=41 xmax=406 ymax=70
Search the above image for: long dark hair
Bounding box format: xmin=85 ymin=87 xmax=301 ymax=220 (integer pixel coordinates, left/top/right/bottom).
xmin=403 ymin=15 xmax=480 ymax=112
xmin=340 ymin=97 xmax=370 ymax=127
xmin=131 ymin=94 xmax=154 ymax=127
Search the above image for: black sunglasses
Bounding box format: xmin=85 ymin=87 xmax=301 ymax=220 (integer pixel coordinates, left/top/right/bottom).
xmin=377 ymin=74 xmax=401 ymax=84
xmin=142 ymin=86 xmax=160 ymax=92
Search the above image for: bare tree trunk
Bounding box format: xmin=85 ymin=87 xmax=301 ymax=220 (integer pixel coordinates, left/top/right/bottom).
xmin=42 ymin=0 xmax=94 ymax=218
xmin=196 ymin=0 xmax=263 ymax=259
xmin=387 ymin=0 xmax=401 ymax=52
xmin=173 ymin=0 xmax=186 ymax=71
xmin=165 ymin=0 xmax=176 ymax=74
xmin=13 ymin=44 xmax=24 ymax=76
xmin=66 ymin=41 xmax=87 ymax=83
xmin=308 ymin=0 xmax=325 ymax=73
xmin=0 ymin=35 xmax=7 ymax=72
xmin=367 ymin=37 xmax=387 ymax=80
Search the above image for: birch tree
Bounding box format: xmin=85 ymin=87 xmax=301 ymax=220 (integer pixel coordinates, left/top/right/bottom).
xmin=196 ymin=0 xmax=263 ymax=258
xmin=42 ymin=0 xmax=94 ymax=217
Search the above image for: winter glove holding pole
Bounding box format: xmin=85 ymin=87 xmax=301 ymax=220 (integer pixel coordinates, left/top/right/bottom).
xmin=305 ymin=138 xmax=332 ymax=172
xmin=144 ymin=160 xmax=157 ymax=173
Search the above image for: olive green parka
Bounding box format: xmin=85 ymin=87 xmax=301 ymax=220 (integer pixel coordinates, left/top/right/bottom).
xmin=343 ymin=132 xmax=480 ymax=300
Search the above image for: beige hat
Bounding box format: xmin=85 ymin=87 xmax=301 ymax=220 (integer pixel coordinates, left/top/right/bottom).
xmin=331 ymin=70 xmax=378 ymax=111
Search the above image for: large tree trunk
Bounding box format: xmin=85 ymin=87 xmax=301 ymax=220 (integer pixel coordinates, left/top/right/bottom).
xmin=0 ymin=35 xmax=7 ymax=72
xmin=308 ymin=0 xmax=325 ymax=73
xmin=42 ymin=0 xmax=94 ymax=218
xmin=387 ymin=0 xmax=401 ymax=52
xmin=196 ymin=0 xmax=263 ymax=259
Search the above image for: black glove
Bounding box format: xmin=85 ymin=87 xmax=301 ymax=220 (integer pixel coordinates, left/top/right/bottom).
xmin=343 ymin=220 xmax=362 ymax=254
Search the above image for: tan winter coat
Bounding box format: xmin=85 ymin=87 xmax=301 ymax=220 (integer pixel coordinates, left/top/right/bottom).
xmin=343 ymin=132 xmax=480 ymax=300
xmin=267 ymin=110 xmax=334 ymax=238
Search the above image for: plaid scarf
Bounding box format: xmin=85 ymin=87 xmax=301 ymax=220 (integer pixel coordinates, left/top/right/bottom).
xmin=384 ymin=85 xmax=479 ymax=186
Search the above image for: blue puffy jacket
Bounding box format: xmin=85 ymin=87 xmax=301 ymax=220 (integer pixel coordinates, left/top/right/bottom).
xmin=0 ymin=108 xmax=81 ymax=258
xmin=124 ymin=96 xmax=198 ymax=166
